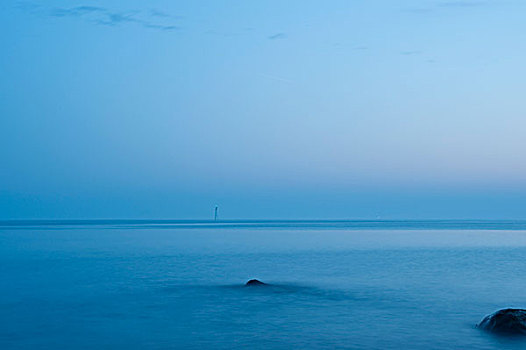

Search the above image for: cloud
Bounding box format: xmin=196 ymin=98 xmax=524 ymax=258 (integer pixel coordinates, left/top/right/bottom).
xmin=150 ymin=9 xmax=170 ymax=18
xmin=15 ymin=1 xmax=42 ymax=13
xmin=20 ymin=2 xmax=179 ymax=31
xmin=268 ymin=33 xmax=286 ymax=40
xmin=50 ymin=6 xmax=105 ymax=17
xmin=438 ymin=1 xmax=487 ymax=7
xmin=404 ymin=8 xmax=434 ymax=14
xmin=405 ymin=0 xmax=488 ymax=14
xmin=258 ymin=73 xmax=293 ymax=84
xmin=400 ymin=50 xmax=422 ymax=56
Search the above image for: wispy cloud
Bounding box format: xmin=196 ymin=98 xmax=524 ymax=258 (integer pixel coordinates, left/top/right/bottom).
xmin=19 ymin=2 xmax=179 ymax=31
xmin=15 ymin=1 xmax=41 ymax=14
xmin=404 ymin=8 xmax=434 ymax=14
xmin=405 ymin=0 xmax=489 ymax=14
xmin=438 ymin=1 xmax=487 ymax=8
xmin=400 ymin=50 xmax=422 ymax=56
xmin=259 ymin=73 xmax=293 ymax=84
xmin=268 ymin=33 xmax=286 ymax=40
xmin=150 ymin=9 xmax=170 ymax=18
xmin=51 ymin=6 xmax=105 ymax=17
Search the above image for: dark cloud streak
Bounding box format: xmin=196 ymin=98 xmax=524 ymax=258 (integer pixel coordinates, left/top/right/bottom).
xmin=50 ymin=6 xmax=105 ymax=18
xmin=20 ymin=2 xmax=179 ymax=31
xmin=268 ymin=33 xmax=286 ymax=40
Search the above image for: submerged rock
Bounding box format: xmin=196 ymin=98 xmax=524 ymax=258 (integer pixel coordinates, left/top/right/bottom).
xmin=245 ymin=279 xmax=266 ymax=286
xmin=478 ymin=309 xmax=526 ymax=335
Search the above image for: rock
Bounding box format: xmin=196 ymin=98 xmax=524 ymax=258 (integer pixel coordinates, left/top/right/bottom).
xmin=478 ymin=309 xmax=526 ymax=335
xmin=245 ymin=279 xmax=266 ymax=286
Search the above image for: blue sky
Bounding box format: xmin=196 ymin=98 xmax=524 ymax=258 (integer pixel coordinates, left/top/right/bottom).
xmin=1 ymin=0 xmax=526 ymax=219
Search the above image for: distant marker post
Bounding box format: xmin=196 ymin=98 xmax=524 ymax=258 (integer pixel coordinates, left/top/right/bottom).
xmin=214 ymin=205 xmax=218 ymax=221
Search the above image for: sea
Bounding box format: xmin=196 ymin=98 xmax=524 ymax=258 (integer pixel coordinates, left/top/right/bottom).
xmin=1 ymin=220 xmax=526 ymax=349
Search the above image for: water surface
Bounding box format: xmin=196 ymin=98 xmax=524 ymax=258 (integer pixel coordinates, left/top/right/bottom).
xmin=1 ymin=220 xmax=526 ymax=349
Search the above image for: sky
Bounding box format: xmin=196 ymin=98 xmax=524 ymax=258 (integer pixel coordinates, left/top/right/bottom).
xmin=1 ymin=0 xmax=526 ymax=219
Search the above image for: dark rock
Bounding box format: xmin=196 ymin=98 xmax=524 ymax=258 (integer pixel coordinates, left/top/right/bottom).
xmin=478 ymin=309 xmax=526 ymax=335
xmin=245 ymin=279 xmax=266 ymax=286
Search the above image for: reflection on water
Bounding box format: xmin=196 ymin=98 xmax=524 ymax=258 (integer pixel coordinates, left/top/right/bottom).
xmin=1 ymin=222 xmax=526 ymax=349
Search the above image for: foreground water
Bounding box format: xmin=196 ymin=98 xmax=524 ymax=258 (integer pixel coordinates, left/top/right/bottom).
xmin=1 ymin=220 xmax=526 ymax=349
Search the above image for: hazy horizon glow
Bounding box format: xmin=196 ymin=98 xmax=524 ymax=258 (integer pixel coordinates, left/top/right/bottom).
xmin=1 ymin=0 xmax=526 ymax=219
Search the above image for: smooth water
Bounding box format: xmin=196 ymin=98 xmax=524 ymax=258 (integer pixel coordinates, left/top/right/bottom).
xmin=2 ymin=221 xmax=526 ymax=349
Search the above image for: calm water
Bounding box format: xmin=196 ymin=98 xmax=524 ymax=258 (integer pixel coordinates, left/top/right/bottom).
xmin=2 ymin=220 xmax=526 ymax=349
